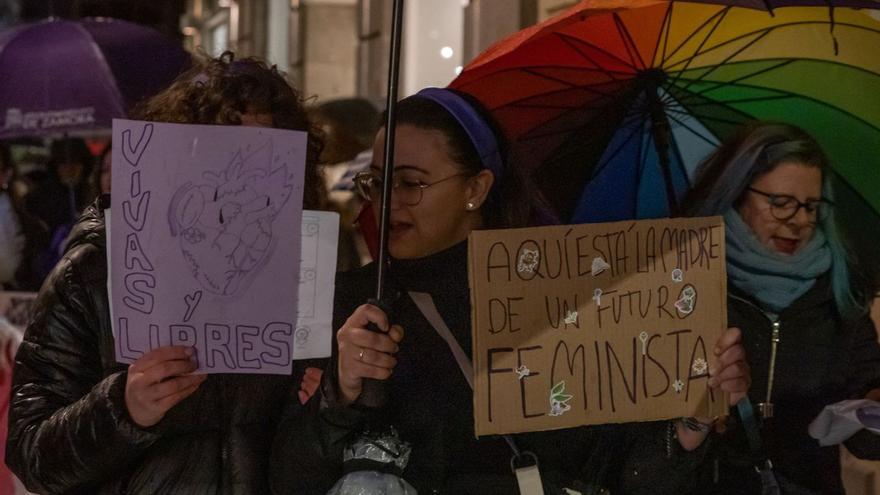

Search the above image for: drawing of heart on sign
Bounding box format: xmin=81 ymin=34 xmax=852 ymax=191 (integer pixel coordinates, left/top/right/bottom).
xmin=168 ymin=140 xmax=294 ymax=296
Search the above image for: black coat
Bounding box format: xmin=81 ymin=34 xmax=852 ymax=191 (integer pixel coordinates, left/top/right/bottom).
xmin=7 ymin=201 xmax=296 ymax=494
xmin=698 ymin=276 xmax=880 ymax=494
xmin=271 ymin=241 xmax=706 ymax=495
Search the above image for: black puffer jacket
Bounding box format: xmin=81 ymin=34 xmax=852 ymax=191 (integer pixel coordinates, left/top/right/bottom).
xmin=272 ymin=241 xmax=706 ymax=495
xmin=698 ymin=276 xmax=880 ymax=494
xmin=7 ymin=200 xmax=296 ymax=494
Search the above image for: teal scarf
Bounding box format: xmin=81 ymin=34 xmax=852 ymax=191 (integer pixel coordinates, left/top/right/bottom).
xmin=724 ymin=209 xmax=831 ymax=314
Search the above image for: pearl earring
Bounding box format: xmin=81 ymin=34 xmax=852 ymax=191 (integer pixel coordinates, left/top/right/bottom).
xmin=466 ymin=202 xmax=475 ymax=210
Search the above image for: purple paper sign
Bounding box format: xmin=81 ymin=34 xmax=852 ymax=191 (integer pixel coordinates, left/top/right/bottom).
xmin=109 ymin=119 xmax=306 ymax=374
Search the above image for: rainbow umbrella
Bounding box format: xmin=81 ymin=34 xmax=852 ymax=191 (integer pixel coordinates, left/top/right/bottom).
xmin=450 ymin=0 xmax=880 ymax=224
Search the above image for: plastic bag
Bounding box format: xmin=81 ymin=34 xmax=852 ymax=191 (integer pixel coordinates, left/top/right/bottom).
xmin=327 ymin=428 xmax=417 ymax=495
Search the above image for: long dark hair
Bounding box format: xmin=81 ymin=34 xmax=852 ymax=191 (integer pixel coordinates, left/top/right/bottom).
xmin=388 ymin=92 xmax=553 ymax=229
xmin=131 ymin=51 xmax=326 ymax=210
xmin=681 ymin=121 xmax=872 ymax=318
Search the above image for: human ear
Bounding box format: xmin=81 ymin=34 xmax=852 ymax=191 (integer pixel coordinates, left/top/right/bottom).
xmin=464 ymin=169 xmax=494 ymax=210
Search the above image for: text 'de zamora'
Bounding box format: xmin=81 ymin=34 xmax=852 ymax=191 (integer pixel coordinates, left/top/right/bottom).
xmin=468 ymin=216 xmax=728 ymax=436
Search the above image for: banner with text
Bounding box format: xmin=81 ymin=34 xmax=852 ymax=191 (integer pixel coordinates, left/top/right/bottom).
xmin=469 ymin=217 xmax=728 ymax=436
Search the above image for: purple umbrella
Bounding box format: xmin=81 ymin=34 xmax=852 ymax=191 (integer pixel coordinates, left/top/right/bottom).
xmin=0 ymin=17 xmax=191 ymax=138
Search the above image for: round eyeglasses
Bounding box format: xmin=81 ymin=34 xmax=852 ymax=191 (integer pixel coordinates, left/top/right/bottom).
xmin=353 ymin=171 xmax=470 ymax=206
xmin=746 ymin=187 xmax=833 ymax=223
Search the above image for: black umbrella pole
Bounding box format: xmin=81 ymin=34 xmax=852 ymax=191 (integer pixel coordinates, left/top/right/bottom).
xmin=360 ymin=0 xmax=404 ymax=410
xmin=375 ymin=0 xmax=404 ymax=301
xmin=647 ymin=86 xmax=678 ymax=214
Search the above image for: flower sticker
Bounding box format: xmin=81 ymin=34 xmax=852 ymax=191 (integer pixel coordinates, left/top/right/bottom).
xmin=673 ymin=379 xmax=685 ymax=393
xmin=692 ymin=357 xmax=708 ymax=376
xmin=549 ymin=380 xmax=573 ymax=417
xmin=591 ymin=257 xmax=610 ymax=276
xmin=517 ymin=248 xmax=539 ymax=274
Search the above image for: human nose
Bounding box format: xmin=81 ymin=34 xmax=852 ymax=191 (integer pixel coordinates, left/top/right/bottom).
xmin=788 ymin=204 xmax=812 ymax=226
xmin=388 ymin=180 xmax=405 ymax=210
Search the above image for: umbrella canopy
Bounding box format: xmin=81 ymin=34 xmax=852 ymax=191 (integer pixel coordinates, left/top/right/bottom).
xmin=0 ymin=17 xmax=191 ymax=139
xmin=450 ymin=0 xmax=880 ymax=223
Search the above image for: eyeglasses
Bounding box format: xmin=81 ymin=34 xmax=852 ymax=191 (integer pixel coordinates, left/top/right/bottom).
xmin=353 ymin=171 xmax=470 ymax=206
xmin=746 ymin=187 xmax=833 ymax=222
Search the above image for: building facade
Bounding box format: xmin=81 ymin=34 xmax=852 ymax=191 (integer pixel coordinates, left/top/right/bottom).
xmin=180 ymin=0 xmax=570 ymax=105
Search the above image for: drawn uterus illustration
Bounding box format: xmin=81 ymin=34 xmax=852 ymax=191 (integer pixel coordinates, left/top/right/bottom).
xmin=168 ymin=141 xmax=294 ymax=296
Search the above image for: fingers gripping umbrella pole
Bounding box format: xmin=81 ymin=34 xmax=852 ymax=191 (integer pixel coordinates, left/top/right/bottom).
xmin=360 ymin=0 xmax=404 ymax=409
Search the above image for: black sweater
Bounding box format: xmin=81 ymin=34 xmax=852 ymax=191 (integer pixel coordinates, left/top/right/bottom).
xmin=271 ymin=241 xmax=707 ymax=494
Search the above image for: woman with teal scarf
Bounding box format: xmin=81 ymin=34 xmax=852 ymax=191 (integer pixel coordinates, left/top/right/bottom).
xmin=682 ymin=122 xmax=880 ymax=494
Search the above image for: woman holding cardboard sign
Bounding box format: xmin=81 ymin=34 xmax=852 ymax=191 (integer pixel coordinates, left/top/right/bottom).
xmin=682 ymin=122 xmax=880 ymax=494
xmin=7 ymin=52 xmax=327 ymax=494
xmin=272 ymin=88 xmax=749 ymax=494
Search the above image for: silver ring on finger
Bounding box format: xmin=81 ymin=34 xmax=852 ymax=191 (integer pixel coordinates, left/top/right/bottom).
xmin=358 ymin=348 xmax=365 ymax=362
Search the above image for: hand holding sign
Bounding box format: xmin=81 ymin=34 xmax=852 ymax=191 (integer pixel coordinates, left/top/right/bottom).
xmin=336 ymin=304 xmax=403 ymax=405
xmin=709 ymin=326 xmax=750 ymax=406
xmin=125 ymin=345 xmax=207 ymax=428
xmin=678 ymin=326 xmax=750 ymax=450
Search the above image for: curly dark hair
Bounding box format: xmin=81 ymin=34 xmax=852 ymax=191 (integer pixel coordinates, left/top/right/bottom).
xmin=131 ymin=51 xmax=326 ymax=210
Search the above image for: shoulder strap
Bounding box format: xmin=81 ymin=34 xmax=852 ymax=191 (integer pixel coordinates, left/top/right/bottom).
xmin=407 ymin=292 xmax=530 ymax=456
xmin=407 ymin=291 xmax=473 ymax=389
xmin=737 ymin=398 xmax=780 ymax=495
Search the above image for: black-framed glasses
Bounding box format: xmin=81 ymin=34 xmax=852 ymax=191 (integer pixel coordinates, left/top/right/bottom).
xmin=746 ymin=187 xmax=833 ymax=222
xmin=353 ymin=171 xmax=470 ymax=206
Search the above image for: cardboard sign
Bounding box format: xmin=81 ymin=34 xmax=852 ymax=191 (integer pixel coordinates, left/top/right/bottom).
xmin=109 ymin=119 xmax=308 ymax=374
xmin=469 ymin=217 xmax=728 ymax=436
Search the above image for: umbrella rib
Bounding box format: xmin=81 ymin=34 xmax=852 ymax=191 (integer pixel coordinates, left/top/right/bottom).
xmin=670 ymin=72 xmax=860 ymax=105
xmin=516 ymin=88 xmax=632 ymax=141
xmin=493 ymin=77 xmax=628 ymax=113
xmin=658 ymin=4 xmax=675 ymax=69
xmin=661 ymin=18 xmax=880 ymax=100
xmin=666 ymin=122 xmax=696 ymax=191
xmin=673 ymin=94 xmax=792 ymax=108
xmin=667 ymin=27 xmax=798 ymax=97
xmin=592 ymin=112 xmax=650 ymax=178
xmin=614 ymin=12 xmax=647 ymax=70
xmin=668 ymin=78 xmax=880 ymax=134
xmin=664 ymin=8 xmax=732 ymax=92
xmin=519 ymin=64 xmax=634 ymax=77
xmin=660 ymin=7 xmax=730 ymax=68
xmin=71 ymin=22 xmax=127 ymax=118
xmin=663 ymin=21 xmax=880 ymax=73
xmin=663 ymin=110 xmax=722 ymax=149
xmin=635 ymin=122 xmax=646 ymax=212
xmin=519 ymin=86 xmax=636 ymax=144
xmin=664 ymin=57 xmax=791 ymax=105
xmin=520 ymin=67 xmax=621 ymax=92
xmin=675 ymin=113 xmax=751 ymax=127
xmin=666 ymin=52 xmax=880 ymax=103
xmin=554 ymin=34 xmax=622 ymax=81
xmin=556 ymin=32 xmax=638 ymax=75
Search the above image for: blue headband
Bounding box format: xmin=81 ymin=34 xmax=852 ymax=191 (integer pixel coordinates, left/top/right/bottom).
xmin=415 ymin=88 xmax=504 ymax=182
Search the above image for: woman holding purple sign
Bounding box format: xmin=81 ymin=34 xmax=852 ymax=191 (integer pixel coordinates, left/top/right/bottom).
xmin=271 ymin=88 xmax=751 ymax=494
xmin=7 ymin=52 xmax=327 ymax=494
xmin=682 ymin=122 xmax=880 ymax=494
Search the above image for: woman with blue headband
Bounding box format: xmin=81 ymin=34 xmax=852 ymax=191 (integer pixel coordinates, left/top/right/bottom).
xmin=273 ymin=88 xmax=749 ymax=494
xmin=681 ymin=122 xmax=880 ymax=494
